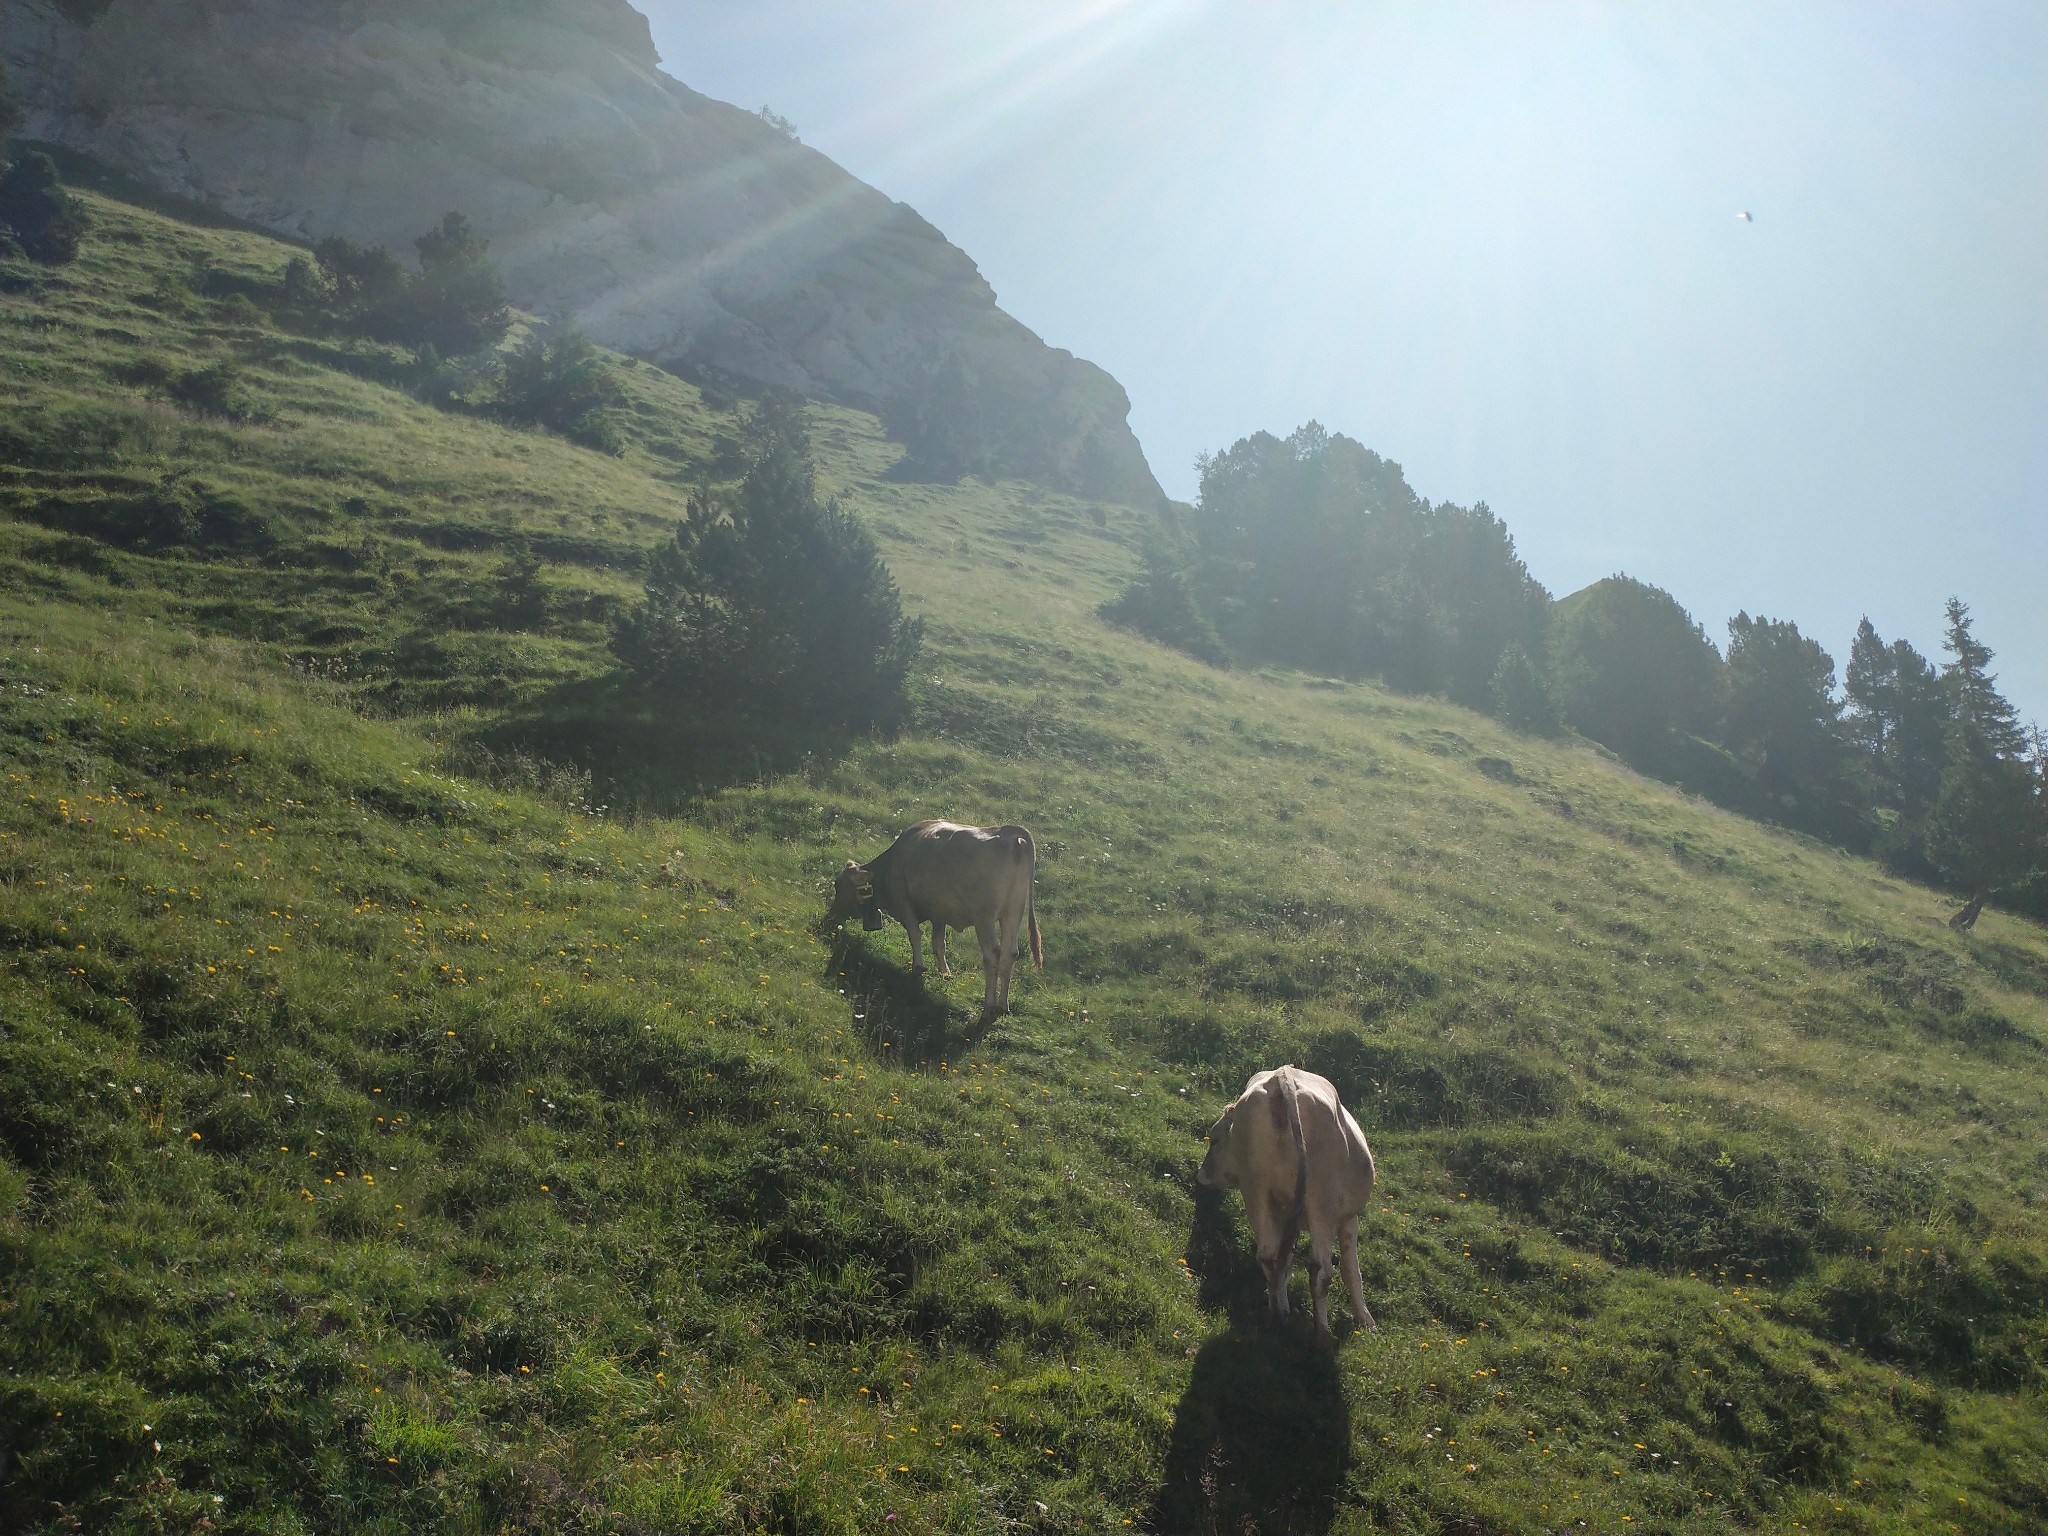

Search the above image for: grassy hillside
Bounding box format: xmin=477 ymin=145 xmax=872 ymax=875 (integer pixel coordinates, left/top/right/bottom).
xmin=2 ymin=188 xmax=2045 ymax=1536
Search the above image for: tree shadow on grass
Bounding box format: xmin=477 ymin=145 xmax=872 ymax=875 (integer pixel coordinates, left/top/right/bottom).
xmin=1153 ymin=1187 xmax=1352 ymax=1536
xmin=462 ymin=672 xmax=863 ymax=817
xmin=824 ymin=928 xmax=967 ymax=1066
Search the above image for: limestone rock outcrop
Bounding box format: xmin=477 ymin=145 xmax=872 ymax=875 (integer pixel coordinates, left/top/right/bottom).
xmin=3 ymin=0 xmax=1162 ymax=505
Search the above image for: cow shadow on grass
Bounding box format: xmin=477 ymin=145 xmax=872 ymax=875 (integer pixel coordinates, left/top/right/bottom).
xmin=825 ymin=929 xmax=970 ymax=1065
xmin=1153 ymin=1187 xmax=1351 ymax=1536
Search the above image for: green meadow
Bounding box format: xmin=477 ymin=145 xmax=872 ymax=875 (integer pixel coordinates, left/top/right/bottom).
xmin=2 ymin=187 xmax=2044 ymax=1535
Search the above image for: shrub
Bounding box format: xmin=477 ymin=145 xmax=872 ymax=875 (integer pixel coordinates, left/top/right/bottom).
xmin=169 ymin=360 xmax=262 ymax=421
xmin=497 ymin=324 xmax=624 ymax=450
xmin=1098 ymin=534 xmax=1228 ymax=667
xmin=489 ymin=540 xmax=549 ymax=628
xmin=398 ymin=212 xmax=509 ymax=355
xmin=0 ymin=150 xmax=88 ymax=265
xmin=611 ymin=391 xmax=922 ymax=729
xmin=313 ymin=212 xmax=508 ymax=355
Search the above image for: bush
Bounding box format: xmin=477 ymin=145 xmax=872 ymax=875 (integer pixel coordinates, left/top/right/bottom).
xmin=1098 ymin=534 xmax=1228 ymax=667
xmin=0 ymin=150 xmax=87 ymax=265
xmin=497 ymin=324 xmax=624 ymax=450
xmin=489 ymin=540 xmax=549 ymax=628
xmin=611 ymin=391 xmax=922 ymax=729
xmin=313 ymin=212 xmax=508 ymax=355
xmin=169 ymin=360 xmax=263 ymax=421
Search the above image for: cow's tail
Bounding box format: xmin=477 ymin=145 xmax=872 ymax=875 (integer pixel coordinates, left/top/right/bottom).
xmin=1014 ymin=827 xmax=1044 ymax=969
xmin=1279 ymin=1067 xmax=1309 ymax=1242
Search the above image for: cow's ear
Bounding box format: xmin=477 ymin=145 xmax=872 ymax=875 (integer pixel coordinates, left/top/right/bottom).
xmin=1206 ymin=1107 xmax=1233 ymax=1143
xmin=842 ymin=860 xmax=861 ymax=874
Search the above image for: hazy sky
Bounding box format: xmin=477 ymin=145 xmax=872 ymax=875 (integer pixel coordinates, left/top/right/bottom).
xmin=640 ymin=1 xmax=2047 ymax=725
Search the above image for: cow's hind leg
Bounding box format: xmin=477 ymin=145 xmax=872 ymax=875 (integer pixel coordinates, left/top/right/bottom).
xmin=1340 ymin=1216 xmax=1375 ymax=1333
xmin=975 ymin=921 xmax=1001 ymax=1022
xmin=1258 ymin=1196 xmax=1297 ymax=1321
xmin=1308 ymin=1225 xmax=1337 ymax=1345
xmin=993 ymin=904 xmax=1019 ymax=1015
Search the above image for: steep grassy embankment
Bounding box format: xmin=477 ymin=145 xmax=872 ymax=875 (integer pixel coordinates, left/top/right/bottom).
xmin=2 ymin=188 xmax=2045 ymax=1536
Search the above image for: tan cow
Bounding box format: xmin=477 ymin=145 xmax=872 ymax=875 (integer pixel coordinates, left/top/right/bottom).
xmin=1197 ymin=1064 xmax=1378 ymax=1343
xmin=823 ymin=820 xmax=1044 ymax=1023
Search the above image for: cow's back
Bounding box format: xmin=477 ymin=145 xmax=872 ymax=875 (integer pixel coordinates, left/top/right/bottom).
xmin=1252 ymin=1067 xmax=1374 ymax=1217
xmin=882 ymin=820 xmax=1033 ymax=925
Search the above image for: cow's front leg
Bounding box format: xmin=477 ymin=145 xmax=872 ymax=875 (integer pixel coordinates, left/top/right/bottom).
xmin=905 ymin=913 xmax=926 ymax=974
xmin=931 ymin=923 xmax=952 ymax=977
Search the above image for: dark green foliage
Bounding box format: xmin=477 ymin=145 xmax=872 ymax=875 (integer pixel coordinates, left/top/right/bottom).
xmin=1550 ymin=575 xmax=1724 ymax=773
xmin=1844 ymin=617 xmax=1948 ymax=838
xmin=1489 ymin=642 xmax=1560 ymax=734
xmin=1919 ymin=602 xmax=2044 ymax=903
xmin=1195 ymin=424 xmax=1553 ymax=701
xmin=0 ymin=150 xmax=88 ymax=265
xmin=496 ymin=323 xmax=625 ymax=451
xmin=1723 ymin=612 xmax=1866 ymax=845
xmin=489 ymin=539 xmax=549 ymax=628
xmin=313 ymin=211 xmax=508 ymax=355
xmin=612 ymin=392 xmax=923 ymax=729
xmin=1098 ymin=530 xmax=1227 ymax=667
xmin=0 ymin=60 xmax=23 ymax=142
xmin=886 ymin=352 xmax=992 ymax=481
xmin=312 ymin=232 xmax=407 ymax=316
xmin=401 ymin=211 xmax=510 ymax=356
xmin=168 ymin=359 xmax=262 ymax=422
xmin=277 ymin=253 xmax=324 ymax=311
xmin=1127 ymin=422 xmax=1552 ymax=704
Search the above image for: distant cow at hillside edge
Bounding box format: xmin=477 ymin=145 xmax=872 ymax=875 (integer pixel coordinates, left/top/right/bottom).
xmin=823 ymin=820 xmax=1043 ymax=1024
xmin=1198 ymin=1064 xmax=1378 ymax=1344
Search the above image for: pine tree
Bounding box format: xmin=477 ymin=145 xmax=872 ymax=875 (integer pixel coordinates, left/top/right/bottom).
xmin=1925 ymin=599 xmax=2041 ymax=900
xmin=1843 ymin=618 xmax=1951 ymax=874
xmin=612 ymin=391 xmax=922 ymax=729
xmin=1723 ymin=612 xmax=1863 ymax=842
xmin=1939 ymin=598 xmax=2026 ymax=757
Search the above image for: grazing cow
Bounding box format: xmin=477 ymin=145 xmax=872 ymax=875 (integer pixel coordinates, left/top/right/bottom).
xmin=824 ymin=820 xmax=1043 ymax=1023
xmin=1197 ymin=1064 xmax=1378 ymax=1343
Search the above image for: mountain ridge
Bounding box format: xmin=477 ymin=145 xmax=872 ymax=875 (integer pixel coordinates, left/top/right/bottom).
xmin=2 ymin=0 xmax=1165 ymax=505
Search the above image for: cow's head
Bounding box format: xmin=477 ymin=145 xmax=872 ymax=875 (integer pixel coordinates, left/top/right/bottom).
xmin=1196 ymin=1104 xmax=1240 ymax=1189
xmin=822 ymin=860 xmax=883 ymax=933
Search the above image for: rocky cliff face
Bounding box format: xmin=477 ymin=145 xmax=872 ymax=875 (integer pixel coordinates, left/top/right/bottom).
xmin=3 ymin=0 xmax=1162 ymax=505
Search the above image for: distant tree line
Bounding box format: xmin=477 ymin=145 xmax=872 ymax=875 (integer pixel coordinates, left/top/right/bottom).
xmin=1104 ymin=421 xmax=2046 ymax=917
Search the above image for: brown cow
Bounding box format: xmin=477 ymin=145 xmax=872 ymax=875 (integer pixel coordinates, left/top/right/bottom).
xmin=824 ymin=820 xmax=1043 ymax=1023
xmin=1197 ymin=1064 xmax=1378 ymax=1344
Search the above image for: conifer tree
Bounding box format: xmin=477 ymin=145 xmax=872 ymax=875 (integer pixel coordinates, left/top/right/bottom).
xmin=613 ymin=391 xmax=922 ymax=729
xmin=1843 ymin=618 xmax=1948 ymax=818
xmin=1723 ymin=612 xmax=1863 ymax=842
xmin=1925 ymin=599 xmax=2041 ymax=900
